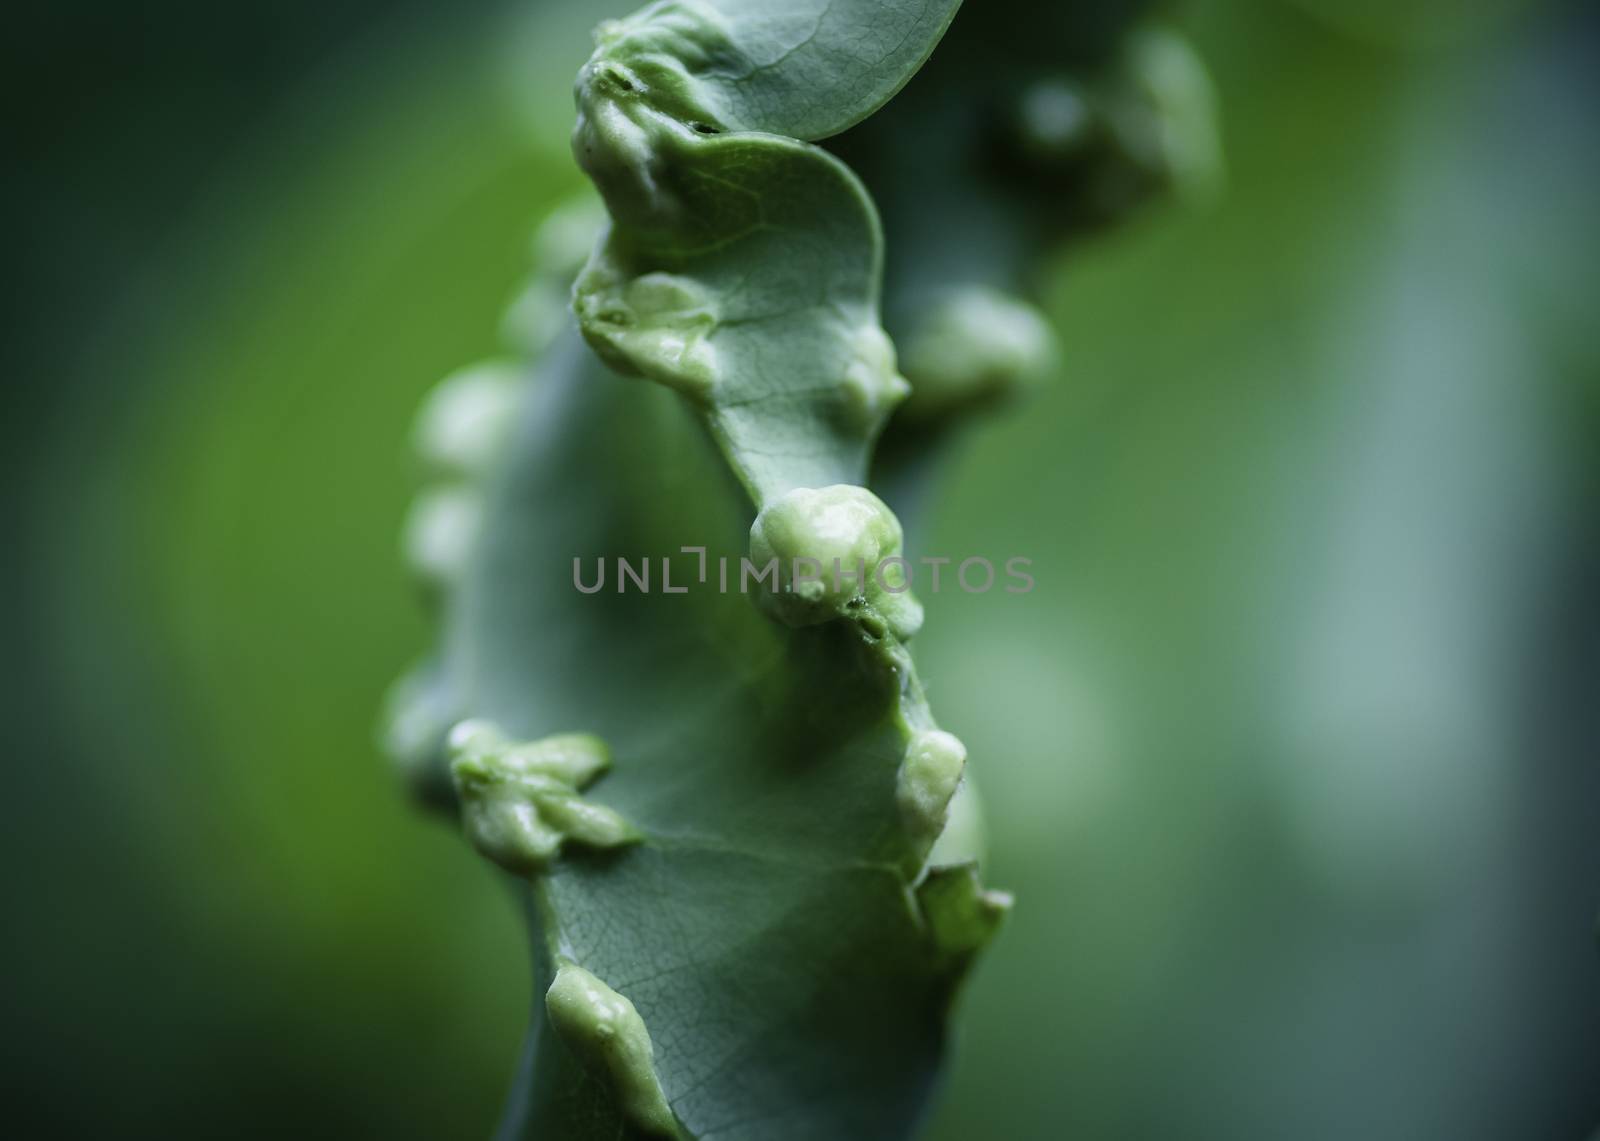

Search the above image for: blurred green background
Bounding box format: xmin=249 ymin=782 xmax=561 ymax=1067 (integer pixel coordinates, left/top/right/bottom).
xmin=5 ymin=0 xmax=1597 ymax=1137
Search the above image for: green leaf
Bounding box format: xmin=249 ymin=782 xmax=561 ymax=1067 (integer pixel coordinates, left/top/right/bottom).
xmin=419 ymin=340 xmax=995 ymax=1140
xmin=584 ymin=0 xmax=965 ymax=143
xmin=389 ymin=1 xmax=1218 ymax=1136
xmin=571 ymin=0 xmax=942 ymax=502
xmin=383 ymin=0 xmax=1016 ymax=1133
xmin=571 ymin=127 xmax=902 ymax=501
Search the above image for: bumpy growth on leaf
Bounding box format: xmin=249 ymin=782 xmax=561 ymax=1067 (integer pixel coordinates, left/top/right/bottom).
xmin=570 ymin=0 xmax=933 ymax=501
xmin=544 ymin=963 xmax=681 ymax=1137
xmin=449 ymin=721 xmax=640 ymax=875
xmin=386 ymin=0 xmax=1218 ymax=1137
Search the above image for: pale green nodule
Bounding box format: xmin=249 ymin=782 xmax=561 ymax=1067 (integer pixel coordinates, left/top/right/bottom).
xmin=448 ymin=721 xmax=639 ymax=876
xmin=402 ymin=486 xmax=482 ymax=588
xmin=927 ymin=773 xmax=989 ymax=869
xmin=898 ymin=729 xmax=969 ymax=860
xmin=916 ymin=864 xmax=1014 ymax=966
xmin=900 ymin=288 xmax=1058 ymax=419
xmin=381 ymin=662 xmax=460 ymax=804
xmin=748 ymin=485 xmax=923 ymax=640
xmin=1004 ymin=21 xmax=1223 ymax=215
xmin=404 ymin=359 xmax=524 ymax=593
xmin=1128 ymin=26 xmax=1225 ymax=205
xmin=573 ymin=264 xmax=720 ymax=401
xmin=545 ymin=963 xmax=681 ymax=1138
xmin=839 ymin=323 xmax=913 ymax=433
xmin=503 ymin=195 xmax=607 ymax=355
xmin=1018 ymin=80 xmax=1095 ymax=156
xmin=413 ymin=361 xmax=523 ymax=476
